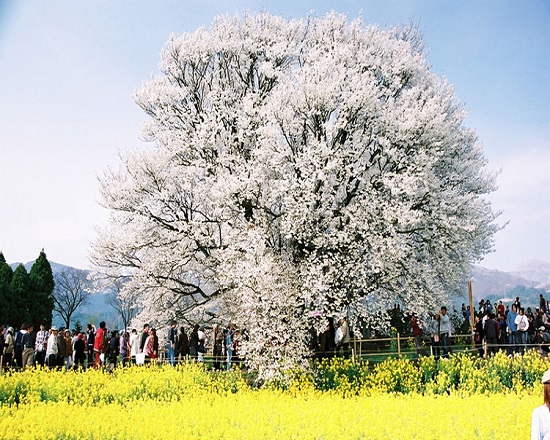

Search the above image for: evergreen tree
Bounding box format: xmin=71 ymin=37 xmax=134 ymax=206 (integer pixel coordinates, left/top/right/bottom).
xmin=29 ymin=250 xmax=55 ymax=327
xmin=0 ymin=253 xmax=13 ymax=283
xmin=0 ymin=252 xmax=14 ymax=325
xmin=10 ymin=264 xmax=30 ymax=328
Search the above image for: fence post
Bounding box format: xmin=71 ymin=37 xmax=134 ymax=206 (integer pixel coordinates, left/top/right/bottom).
xmin=397 ymin=332 xmax=401 ymax=357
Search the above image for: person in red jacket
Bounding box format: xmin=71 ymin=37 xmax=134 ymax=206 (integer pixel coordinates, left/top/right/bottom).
xmin=93 ymin=321 xmax=107 ymax=369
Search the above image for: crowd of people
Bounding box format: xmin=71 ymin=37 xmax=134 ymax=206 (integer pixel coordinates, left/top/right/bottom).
xmin=409 ymin=294 xmax=550 ymax=360
xmin=467 ymin=294 xmax=550 ymax=357
xmin=2 ymin=294 xmax=549 ymax=371
xmin=0 ymin=320 xmax=242 ymax=372
xmin=308 ymin=316 xmax=352 ymax=359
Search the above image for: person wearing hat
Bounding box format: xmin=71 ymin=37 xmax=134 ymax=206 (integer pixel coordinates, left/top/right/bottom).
xmin=46 ymin=327 xmax=59 ymax=368
xmin=3 ymin=327 xmax=15 ymax=368
xmin=532 ymin=370 xmax=550 ymax=439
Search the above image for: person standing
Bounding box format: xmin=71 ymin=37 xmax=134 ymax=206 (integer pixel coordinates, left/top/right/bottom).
xmin=177 ymin=326 xmax=189 ymax=362
xmin=507 ymin=304 xmax=519 ymax=355
xmin=226 ymin=324 xmax=234 ymax=370
xmin=340 ymin=316 xmax=351 ymax=359
xmin=318 ymin=323 xmax=332 ymax=359
xmin=64 ymin=330 xmax=73 ymax=370
xmin=86 ymin=324 xmax=95 ymax=367
xmin=3 ymin=327 xmax=15 ymax=367
xmin=439 ymin=306 xmax=451 ymax=357
xmin=531 ymin=370 xmax=550 ymax=439
xmin=516 ymin=308 xmax=530 ymax=355
xmin=21 ymin=324 xmax=36 ymax=368
xmin=497 ymin=301 xmax=505 ymax=317
xmin=107 ymin=330 xmax=120 ymax=370
xmin=34 ymin=323 xmax=48 ymax=367
xmin=93 ymin=321 xmax=107 ymax=369
xmin=139 ymin=324 xmax=150 ymax=354
xmin=46 ymin=327 xmax=59 ymax=368
xmin=129 ymin=329 xmax=139 ymax=365
xmin=167 ymin=320 xmax=178 ymax=366
xmin=73 ymin=332 xmax=86 ymax=370
xmin=197 ymin=326 xmax=206 ymax=363
xmin=0 ymin=326 xmax=5 ymax=367
xmin=120 ymin=331 xmax=129 ymax=367
xmin=144 ymin=328 xmax=158 ymax=361
xmin=483 ymin=313 xmax=499 ymax=356
xmin=431 ymin=314 xmax=441 ymax=360
xmin=14 ymin=324 xmax=27 ymax=369
xmin=410 ymin=314 xmax=427 ymax=359
xmin=56 ymin=327 xmax=67 ymax=368
xmin=189 ymin=325 xmax=199 ymax=362
xmin=212 ymin=325 xmax=223 ymax=370
xmin=474 ymin=314 xmax=485 ymax=357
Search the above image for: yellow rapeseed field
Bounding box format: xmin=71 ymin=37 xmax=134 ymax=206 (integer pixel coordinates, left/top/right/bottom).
xmin=0 ymin=355 xmax=544 ymax=439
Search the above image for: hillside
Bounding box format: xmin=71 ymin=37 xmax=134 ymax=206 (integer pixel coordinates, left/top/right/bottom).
xmin=467 ymin=261 xmax=550 ymax=309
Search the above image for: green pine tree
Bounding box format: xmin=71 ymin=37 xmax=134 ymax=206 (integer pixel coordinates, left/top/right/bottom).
xmin=0 ymin=252 xmax=13 ymax=284
xmin=10 ymin=264 xmax=31 ymax=328
xmin=0 ymin=252 xmax=14 ymax=325
xmin=29 ymin=250 xmax=55 ymax=327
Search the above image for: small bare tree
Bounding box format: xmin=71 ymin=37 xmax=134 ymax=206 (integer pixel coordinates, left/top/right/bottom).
xmin=53 ymin=268 xmax=91 ymax=329
xmin=106 ymin=278 xmax=140 ymax=331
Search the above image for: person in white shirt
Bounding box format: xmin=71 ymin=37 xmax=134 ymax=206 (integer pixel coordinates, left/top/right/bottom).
xmin=532 ymin=370 xmax=550 ymax=440
xmin=515 ymin=308 xmax=530 ymax=354
xmin=197 ymin=326 xmax=206 ymax=362
xmin=129 ymin=329 xmax=140 ymax=364
xmin=439 ymin=306 xmax=452 ymax=357
xmin=45 ymin=327 xmax=59 ymax=368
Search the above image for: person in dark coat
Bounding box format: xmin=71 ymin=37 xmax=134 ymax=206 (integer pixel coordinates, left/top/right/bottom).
xmin=318 ymin=323 xmax=332 ymax=360
xmin=188 ymin=325 xmax=199 ymax=362
xmin=73 ymin=332 xmax=86 ymax=370
xmin=107 ymin=330 xmax=120 ymax=369
xmin=176 ymin=326 xmax=189 ymax=362
xmin=474 ymin=314 xmax=485 ymax=357
xmin=211 ymin=324 xmax=223 ymax=370
xmin=484 ymin=312 xmax=499 ymax=355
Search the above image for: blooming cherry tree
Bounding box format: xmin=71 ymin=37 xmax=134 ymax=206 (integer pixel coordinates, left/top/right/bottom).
xmin=92 ymin=13 xmax=499 ymax=376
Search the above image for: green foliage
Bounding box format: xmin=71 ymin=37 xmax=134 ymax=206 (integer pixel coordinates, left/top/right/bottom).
xmin=28 ymin=250 xmax=55 ymax=327
xmin=367 ymin=357 xmax=422 ymax=394
xmin=305 ymin=350 xmax=549 ymax=395
xmin=0 ymin=253 xmax=13 ymax=284
xmin=0 ymin=352 xmax=548 ymax=406
xmin=0 ymin=253 xmax=14 ymax=325
xmin=73 ymin=320 xmax=83 ymax=333
xmin=10 ymin=264 xmax=30 ymax=328
xmin=311 ymin=358 xmax=370 ymax=394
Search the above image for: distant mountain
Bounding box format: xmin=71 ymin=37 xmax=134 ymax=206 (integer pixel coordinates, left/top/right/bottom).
xmin=468 ymin=260 xmax=550 ymax=310
xmin=511 ymin=259 xmax=550 ymax=287
xmin=10 ymin=260 xmax=77 ymax=273
xmin=469 ymin=266 xmax=538 ymax=300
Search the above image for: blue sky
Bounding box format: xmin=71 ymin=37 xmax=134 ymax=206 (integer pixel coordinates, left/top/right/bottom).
xmin=0 ymin=0 xmax=548 ymax=272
